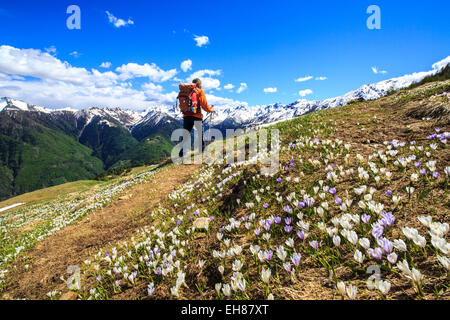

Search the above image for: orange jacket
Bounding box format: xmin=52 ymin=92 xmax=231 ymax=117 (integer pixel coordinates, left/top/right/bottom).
xmin=183 ymin=88 xmax=213 ymax=119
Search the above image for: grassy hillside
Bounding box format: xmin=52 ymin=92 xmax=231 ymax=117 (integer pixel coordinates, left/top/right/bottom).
xmin=112 ymin=134 xmax=174 ymax=168
xmin=0 ymin=180 xmax=102 ymax=211
xmin=70 ymin=80 xmax=448 ymax=300
xmin=0 ymin=80 xmax=448 ymax=300
xmin=0 ymin=123 xmax=104 ymax=201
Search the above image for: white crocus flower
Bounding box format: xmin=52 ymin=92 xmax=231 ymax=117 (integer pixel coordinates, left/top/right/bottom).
xmin=261 ymin=267 xmax=271 ymax=284
xmin=376 ymin=280 xmax=391 ymax=295
xmin=437 ymin=255 xmax=450 ymax=271
xmin=215 ymin=283 xmax=222 ymax=294
xmin=354 ymin=250 xmax=365 ymax=264
xmin=346 ymin=284 xmax=358 ymax=300
xmin=393 ymin=239 xmax=407 ymax=252
xmin=232 ymin=260 xmax=243 ymax=271
xmin=285 ymin=238 xmax=295 ymax=248
xmin=359 ymin=238 xmax=371 ymax=250
xmin=397 ymin=259 xmax=412 ymax=276
xmin=418 ymin=216 xmax=432 ymax=228
xmin=336 ymin=281 xmax=346 ymax=296
xmin=222 ymin=284 xmax=231 ymax=297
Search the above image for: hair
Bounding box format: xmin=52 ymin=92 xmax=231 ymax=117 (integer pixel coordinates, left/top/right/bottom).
xmin=192 ymin=78 xmax=202 ymax=85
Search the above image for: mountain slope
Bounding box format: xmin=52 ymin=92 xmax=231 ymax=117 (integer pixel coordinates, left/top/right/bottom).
xmin=0 ymin=110 xmax=104 ymax=200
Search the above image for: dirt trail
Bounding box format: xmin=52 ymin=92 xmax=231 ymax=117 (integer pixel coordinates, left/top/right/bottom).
xmin=1 ymin=164 xmax=200 ymax=300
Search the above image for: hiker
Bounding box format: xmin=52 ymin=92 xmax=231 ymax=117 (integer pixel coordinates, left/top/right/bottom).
xmin=178 ymin=78 xmax=214 ymax=158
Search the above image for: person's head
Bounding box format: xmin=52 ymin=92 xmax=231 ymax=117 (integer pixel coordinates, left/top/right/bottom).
xmin=192 ymin=78 xmax=202 ymax=89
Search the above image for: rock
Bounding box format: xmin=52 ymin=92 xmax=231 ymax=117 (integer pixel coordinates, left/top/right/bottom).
xmin=193 ymin=217 xmax=210 ymax=231
xmin=60 ymin=291 xmax=78 ymax=300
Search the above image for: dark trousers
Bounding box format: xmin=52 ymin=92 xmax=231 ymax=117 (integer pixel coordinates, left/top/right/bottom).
xmin=179 ymin=116 xmax=204 ymax=157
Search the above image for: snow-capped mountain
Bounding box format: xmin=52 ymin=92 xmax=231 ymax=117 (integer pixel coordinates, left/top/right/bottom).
xmin=1 ymin=55 xmax=449 ymax=133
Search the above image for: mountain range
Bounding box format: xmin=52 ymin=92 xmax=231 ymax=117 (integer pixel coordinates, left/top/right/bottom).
xmin=0 ymin=56 xmax=449 ymax=200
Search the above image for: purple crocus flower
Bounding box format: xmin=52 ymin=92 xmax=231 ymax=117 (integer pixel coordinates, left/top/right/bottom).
xmin=414 ymin=161 xmax=421 ymax=168
xmin=361 ymin=214 xmax=371 ymax=224
xmin=264 ymin=250 xmax=273 ymax=261
xmin=210 ymin=216 xmax=214 ymax=221
xmin=329 ymin=188 xmax=337 ymax=195
xmin=298 ymin=201 xmax=306 ymax=208
xmin=263 ymin=203 xmax=269 ymax=209
xmin=291 ymin=253 xmax=302 ymax=267
xmin=385 ymin=190 xmax=393 ymax=197
xmin=284 ymin=166 xmax=289 ymax=171
xmin=242 ymin=215 xmax=248 ymax=221
xmin=377 ymin=237 xmax=393 ymax=255
xmin=368 ymin=247 xmax=383 ymax=260
xmin=189 ymin=216 xmax=193 ymax=221
xmin=284 ymin=225 xmax=293 ymax=233
xmin=97 ymin=275 xmax=102 ymax=281
xmin=297 ymin=230 xmax=305 ymax=240
xmin=283 ymin=262 xmax=292 ymax=274
xmin=371 ymin=224 xmax=384 ymax=239
xmin=433 ymin=172 xmax=439 ymax=179
xmin=283 ymin=205 xmax=293 ymax=214
xmin=274 ymin=216 xmax=281 ymax=224
xmin=309 ymin=240 xmax=319 ymax=251
xmin=220 ymin=227 xmax=225 ymax=232
xmin=193 ymin=210 xmax=199 ymax=216
xmin=335 ymin=197 xmax=342 ymax=205
xmin=420 ymin=168 xmax=427 ymax=175
xmin=177 ymin=220 xmax=181 ymax=226
xmin=254 ymin=228 xmax=261 ymax=236
xmin=305 ymin=198 xmax=315 ymax=207
xmin=155 ymin=267 xmax=162 ymax=275
xmin=285 ymin=217 xmax=292 ymax=225
xmin=264 ymin=222 xmax=271 ymax=231
xmin=381 ymin=212 xmax=395 ymax=226
xmin=387 ymin=252 xmax=398 ymax=264
xmin=277 ymin=177 xmax=282 ymax=183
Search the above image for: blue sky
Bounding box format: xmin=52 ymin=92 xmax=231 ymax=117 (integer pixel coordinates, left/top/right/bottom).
xmin=0 ymin=0 xmax=449 ymax=110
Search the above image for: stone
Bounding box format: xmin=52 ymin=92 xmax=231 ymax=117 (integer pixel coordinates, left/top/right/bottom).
xmin=60 ymin=291 xmax=78 ymax=300
xmin=193 ymin=217 xmax=210 ymax=231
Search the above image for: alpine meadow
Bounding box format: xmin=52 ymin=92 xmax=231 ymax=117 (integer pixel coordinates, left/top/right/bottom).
xmin=0 ymin=0 xmax=449 ymax=307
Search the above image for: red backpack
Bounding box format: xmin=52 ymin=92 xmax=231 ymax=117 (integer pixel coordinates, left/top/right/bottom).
xmin=177 ymin=83 xmax=199 ymax=114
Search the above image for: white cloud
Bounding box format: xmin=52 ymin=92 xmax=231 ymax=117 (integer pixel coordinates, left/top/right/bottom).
xmin=0 ymin=45 xmax=248 ymax=110
xmin=194 ymin=35 xmax=209 ymax=47
xmin=264 ymin=87 xmax=277 ymax=93
xmin=315 ymin=76 xmax=327 ymax=80
xmin=45 ymin=46 xmax=57 ymax=55
xmin=106 ymin=11 xmax=134 ymax=28
xmin=299 ymin=89 xmax=313 ymax=97
xmin=205 ymin=93 xmax=248 ymax=107
xmin=186 ymin=69 xmax=221 ymax=91
xmin=224 ymin=84 xmax=234 ymax=90
xmin=141 ymin=82 xmax=163 ymax=93
xmin=236 ymin=83 xmax=248 ymax=94
xmin=116 ymin=63 xmax=177 ymax=82
xmin=372 ymin=66 xmax=387 ymax=74
xmin=0 ymin=45 xmax=117 ymax=87
xmin=180 ymin=59 xmax=192 ymax=72
xmin=100 ymin=62 xmax=112 ymax=69
xmin=295 ymin=76 xmax=313 ymax=82
xmin=69 ymin=51 xmax=81 ymax=58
